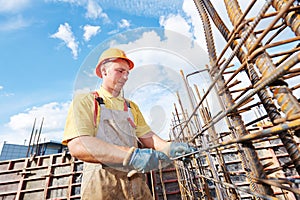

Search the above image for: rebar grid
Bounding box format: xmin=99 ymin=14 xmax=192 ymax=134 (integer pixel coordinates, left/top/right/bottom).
xmin=170 ymin=0 xmax=300 ymax=199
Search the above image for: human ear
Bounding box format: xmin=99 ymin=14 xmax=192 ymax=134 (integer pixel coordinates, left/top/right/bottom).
xmin=101 ymin=67 xmax=107 ymax=76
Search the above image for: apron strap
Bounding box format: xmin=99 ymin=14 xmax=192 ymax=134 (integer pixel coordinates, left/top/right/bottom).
xmin=92 ymin=91 xmax=104 ymax=127
xmin=124 ymin=100 xmax=136 ymax=128
xmin=92 ymin=92 xmax=136 ymax=128
xmin=123 ymin=101 xmax=128 ymax=111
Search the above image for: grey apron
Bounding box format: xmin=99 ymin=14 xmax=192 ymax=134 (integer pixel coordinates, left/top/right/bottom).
xmin=81 ymin=97 xmax=153 ymax=200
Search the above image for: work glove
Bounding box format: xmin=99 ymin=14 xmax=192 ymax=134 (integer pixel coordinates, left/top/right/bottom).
xmin=123 ymin=147 xmax=171 ymax=175
xmin=162 ymin=142 xmax=197 ymax=159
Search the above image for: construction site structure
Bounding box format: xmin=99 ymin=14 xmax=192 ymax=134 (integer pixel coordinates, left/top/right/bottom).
xmin=169 ymin=0 xmax=300 ymax=199
xmin=0 ymin=151 xmax=181 ymax=200
xmin=1 ymin=0 xmax=300 ymax=199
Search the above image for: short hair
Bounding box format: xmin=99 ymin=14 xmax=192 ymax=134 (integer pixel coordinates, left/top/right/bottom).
xmin=100 ymin=61 xmax=114 ymax=74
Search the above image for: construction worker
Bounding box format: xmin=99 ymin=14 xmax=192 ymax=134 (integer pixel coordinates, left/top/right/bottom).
xmin=62 ymin=48 xmax=195 ymax=199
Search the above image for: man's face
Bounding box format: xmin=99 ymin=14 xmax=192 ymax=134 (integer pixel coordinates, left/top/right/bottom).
xmin=102 ymin=58 xmax=130 ymax=91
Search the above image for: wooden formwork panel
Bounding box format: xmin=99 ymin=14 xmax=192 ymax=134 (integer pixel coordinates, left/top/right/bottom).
xmin=151 ymin=164 xmax=181 ymax=200
xmin=0 ymin=152 xmax=83 ymax=200
xmin=0 ymin=152 xmax=180 ymax=200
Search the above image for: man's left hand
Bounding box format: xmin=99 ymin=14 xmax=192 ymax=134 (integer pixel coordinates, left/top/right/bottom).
xmin=169 ymin=142 xmax=196 ymax=158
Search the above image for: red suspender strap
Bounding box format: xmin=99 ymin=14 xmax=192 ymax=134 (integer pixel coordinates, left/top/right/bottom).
xmin=92 ymin=91 xmax=99 ymax=127
xmin=124 ymin=100 xmax=136 ymax=128
xmin=92 ymin=93 xmax=136 ymax=129
xmin=127 ymin=117 xmax=136 ymax=128
xmin=123 ymin=101 xmax=128 ymax=111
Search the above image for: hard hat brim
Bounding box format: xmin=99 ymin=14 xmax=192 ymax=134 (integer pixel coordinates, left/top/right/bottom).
xmin=95 ymin=57 xmax=134 ymax=78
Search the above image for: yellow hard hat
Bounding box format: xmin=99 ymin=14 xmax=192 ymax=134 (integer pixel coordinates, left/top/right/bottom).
xmin=95 ymin=48 xmax=134 ymax=78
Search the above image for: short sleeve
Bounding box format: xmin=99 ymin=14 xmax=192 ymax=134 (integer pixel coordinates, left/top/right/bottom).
xmin=62 ymin=93 xmax=96 ymax=145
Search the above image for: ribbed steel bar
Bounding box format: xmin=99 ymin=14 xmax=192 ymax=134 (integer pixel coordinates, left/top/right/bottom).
xmin=171 ymin=106 xmax=210 ymax=199
xmin=175 ymin=118 xmax=300 ymax=161
xmin=190 ymin=52 xmax=300 ymax=140
xmin=193 ymin=0 xmax=277 ymax=196
xmin=193 ymin=68 xmax=254 ymax=200
xmin=186 ymin=50 xmax=300 ymax=198
xmin=224 ymin=0 xmax=300 ymax=117
xmin=198 ymin=102 xmax=239 ymax=199
xmin=201 ymin=0 xmax=300 ymax=181
xmin=224 ymin=0 xmax=300 ymax=177
xmin=173 ymin=104 xmax=188 ymax=140
xmin=181 ymin=68 xmax=227 ymax=199
xmin=193 ymin=0 xmax=217 ymax=64
xmin=247 ymin=0 xmax=296 ymax=55
xmin=272 ymin=0 xmax=300 ymax=36
xmin=275 ymin=44 xmax=300 ymax=66
xmin=173 ymin=116 xmax=300 ymax=198
xmin=249 ymin=36 xmax=300 ymax=60
xmin=195 ymin=174 xmax=278 ymax=200
xmin=171 ymin=0 xmax=300 ymax=199
xmin=193 ymin=81 xmax=243 ymax=199
xmin=253 ymin=177 xmax=300 ymax=195
xmin=180 ymin=0 xmax=277 ymax=139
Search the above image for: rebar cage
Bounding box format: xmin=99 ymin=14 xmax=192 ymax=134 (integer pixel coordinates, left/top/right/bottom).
xmin=170 ymin=0 xmax=300 ymax=199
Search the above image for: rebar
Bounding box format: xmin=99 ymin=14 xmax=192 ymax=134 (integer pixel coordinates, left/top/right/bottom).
xmin=170 ymin=0 xmax=300 ymax=199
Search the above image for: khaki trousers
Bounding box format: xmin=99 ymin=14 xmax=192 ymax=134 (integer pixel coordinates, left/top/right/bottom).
xmin=81 ymin=164 xmax=153 ymax=200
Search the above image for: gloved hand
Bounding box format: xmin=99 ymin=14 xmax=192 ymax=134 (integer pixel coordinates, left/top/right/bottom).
xmin=123 ymin=147 xmax=171 ymax=174
xmin=162 ymin=142 xmax=197 ymax=159
xmin=170 ymin=142 xmax=196 ymax=158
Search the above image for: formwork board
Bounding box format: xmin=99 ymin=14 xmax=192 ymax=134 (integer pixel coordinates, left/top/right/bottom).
xmin=151 ymin=165 xmax=181 ymax=200
xmin=0 ymin=152 xmax=180 ymax=200
xmin=0 ymin=152 xmax=83 ymax=200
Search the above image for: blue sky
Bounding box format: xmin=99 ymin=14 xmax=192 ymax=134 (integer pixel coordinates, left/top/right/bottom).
xmin=0 ymin=0 xmax=215 ymax=147
xmin=1 ymin=0 xmax=296 ymax=151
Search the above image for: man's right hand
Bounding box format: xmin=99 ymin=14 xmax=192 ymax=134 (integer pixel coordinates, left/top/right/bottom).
xmin=123 ymin=147 xmax=171 ymax=173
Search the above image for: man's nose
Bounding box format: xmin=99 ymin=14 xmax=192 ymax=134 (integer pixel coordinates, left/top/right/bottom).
xmin=122 ymin=72 xmax=129 ymax=80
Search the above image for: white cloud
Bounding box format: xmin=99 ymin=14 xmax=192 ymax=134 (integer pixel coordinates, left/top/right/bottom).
xmin=5 ymin=101 xmax=70 ymax=144
xmin=50 ymin=23 xmax=79 ymax=59
xmin=47 ymin=0 xmax=183 ymax=19
xmin=0 ymin=85 xmax=14 ymax=96
xmin=159 ymin=14 xmax=192 ymax=38
xmin=46 ymin=0 xmax=85 ymax=4
xmin=118 ymin=19 xmax=130 ymax=29
xmin=76 ymin=28 xmax=210 ymax=139
xmin=85 ymin=0 xmax=109 ymax=22
xmin=1 ymin=93 xmax=14 ymax=97
xmin=130 ymin=84 xmax=176 ymax=138
xmin=0 ymin=15 xmax=31 ymax=31
xmin=0 ymin=0 xmax=30 ymax=13
xmin=83 ymin=24 xmax=101 ymax=41
xmin=107 ymin=29 xmax=119 ymax=35
xmin=48 ymin=0 xmax=110 ymax=22
xmin=96 ymin=0 xmax=183 ymax=18
xmin=8 ymin=102 xmax=70 ymax=131
xmin=182 ymin=0 xmax=207 ymax=50
xmin=180 ymin=0 xmax=266 ymax=55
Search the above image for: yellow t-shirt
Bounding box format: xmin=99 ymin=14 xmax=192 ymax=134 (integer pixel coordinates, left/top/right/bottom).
xmin=62 ymin=87 xmax=151 ymax=145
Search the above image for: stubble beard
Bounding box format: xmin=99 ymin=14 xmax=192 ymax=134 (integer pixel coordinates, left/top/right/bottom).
xmin=111 ymin=79 xmax=126 ymax=97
